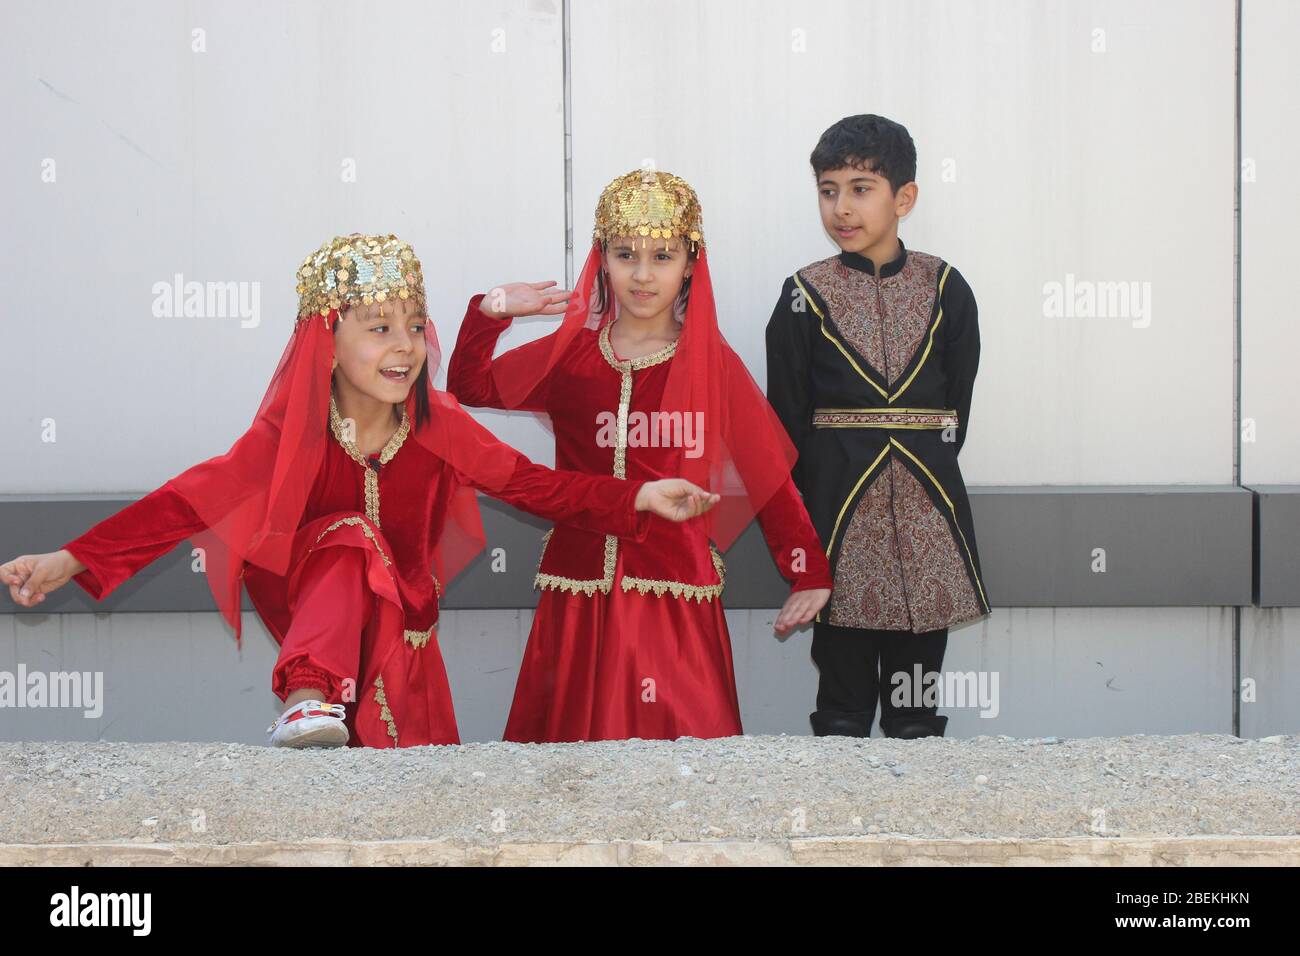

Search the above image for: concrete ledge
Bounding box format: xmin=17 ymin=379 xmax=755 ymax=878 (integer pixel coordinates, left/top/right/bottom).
xmin=2 ymin=835 xmax=1296 ymax=867
xmin=4 ymin=735 xmax=1295 ymax=867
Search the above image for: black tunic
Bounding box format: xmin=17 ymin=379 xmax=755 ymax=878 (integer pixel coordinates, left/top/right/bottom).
xmin=765 ymin=239 xmax=990 ymax=633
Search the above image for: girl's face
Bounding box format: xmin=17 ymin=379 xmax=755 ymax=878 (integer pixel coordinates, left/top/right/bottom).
xmin=332 ymin=297 xmax=426 ymax=403
xmin=602 ymin=235 xmax=694 ymax=323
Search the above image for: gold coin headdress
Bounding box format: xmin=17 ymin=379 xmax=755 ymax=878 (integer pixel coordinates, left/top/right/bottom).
xmin=592 ymin=169 xmax=704 ymax=252
xmin=295 ymin=233 xmax=427 ymax=322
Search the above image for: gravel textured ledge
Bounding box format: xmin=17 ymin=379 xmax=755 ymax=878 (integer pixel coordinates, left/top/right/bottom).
xmin=2 ymin=734 xmax=1296 ymax=863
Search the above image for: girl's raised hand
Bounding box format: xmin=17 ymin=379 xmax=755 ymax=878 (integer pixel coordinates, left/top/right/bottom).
xmin=1 ymin=550 xmax=82 ymax=608
xmin=479 ymin=281 xmax=573 ymax=320
xmin=773 ymin=587 xmax=831 ymax=637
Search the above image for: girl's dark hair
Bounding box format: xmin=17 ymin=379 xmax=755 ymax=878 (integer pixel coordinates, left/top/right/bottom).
xmin=809 ymin=114 xmax=916 ymax=193
xmin=331 ymin=315 xmax=431 ymax=433
xmin=591 ymin=240 xmax=699 ymax=318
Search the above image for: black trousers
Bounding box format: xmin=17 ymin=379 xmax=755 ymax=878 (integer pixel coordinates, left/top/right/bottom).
xmin=811 ymin=621 xmax=948 ymax=721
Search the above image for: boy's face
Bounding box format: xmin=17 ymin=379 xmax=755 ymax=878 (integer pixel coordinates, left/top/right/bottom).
xmin=333 ymin=297 xmax=426 ymax=403
xmin=601 ymin=235 xmax=694 ymax=323
xmin=817 ymin=162 xmax=917 ymax=257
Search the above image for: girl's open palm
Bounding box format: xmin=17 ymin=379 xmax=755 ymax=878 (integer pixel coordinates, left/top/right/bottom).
xmin=480 ymin=281 xmax=573 ymax=319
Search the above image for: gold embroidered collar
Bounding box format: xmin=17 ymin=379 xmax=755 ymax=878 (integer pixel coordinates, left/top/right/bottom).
xmin=328 ymin=393 xmax=411 ymax=466
xmin=598 ymin=320 xmax=678 ymax=372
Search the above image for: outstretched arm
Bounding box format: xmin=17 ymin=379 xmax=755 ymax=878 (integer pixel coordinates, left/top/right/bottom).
xmin=470 ymin=458 xmax=719 ymax=541
xmin=3 ymin=482 xmax=207 ymax=606
xmin=441 ymin=404 xmax=717 ymax=539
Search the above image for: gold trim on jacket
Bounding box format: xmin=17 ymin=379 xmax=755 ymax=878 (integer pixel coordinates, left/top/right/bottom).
xmin=531 ymin=322 xmax=726 ymax=602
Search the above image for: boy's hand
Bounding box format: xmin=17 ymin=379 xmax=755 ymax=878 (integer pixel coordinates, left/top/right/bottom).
xmin=479 ymin=281 xmax=573 ymax=320
xmin=634 ymin=479 xmax=720 ymax=522
xmin=773 ymin=587 xmax=830 ymax=636
xmin=1 ymin=550 xmax=84 ymax=608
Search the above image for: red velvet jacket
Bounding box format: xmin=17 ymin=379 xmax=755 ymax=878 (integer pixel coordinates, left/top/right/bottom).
xmin=61 ymin=396 xmax=651 ymax=644
xmin=448 ymin=295 xmax=832 ymax=601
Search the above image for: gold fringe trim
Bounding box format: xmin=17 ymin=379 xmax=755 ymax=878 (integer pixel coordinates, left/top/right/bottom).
xmin=619 ymin=545 xmax=726 ymax=602
xmin=373 ymin=676 xmax=398 ymax=746
xmin=535 ymin=572 xmax=611 ymax=597
xmin=403 ymin=624 xmax=435 ymax=649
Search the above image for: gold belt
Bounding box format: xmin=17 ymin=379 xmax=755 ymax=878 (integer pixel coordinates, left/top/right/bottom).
xmin=812 ymin=407 xmax=959 ymax=429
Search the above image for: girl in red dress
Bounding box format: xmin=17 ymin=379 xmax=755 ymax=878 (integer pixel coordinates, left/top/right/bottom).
xmin=448 ymin=171 xmax=833 ymax=743
xmin=1 ymin=233 xmax=717 ymax=749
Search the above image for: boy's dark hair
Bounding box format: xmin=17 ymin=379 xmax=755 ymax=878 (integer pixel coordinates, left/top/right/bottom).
xmin=592 ymin=241 xmax=699 ymax=317
xmin=810 ymin=114 xmax=916 ymax=193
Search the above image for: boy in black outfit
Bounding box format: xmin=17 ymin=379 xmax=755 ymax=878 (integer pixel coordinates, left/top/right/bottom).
xmin=766 ymin=114 xmax=990 ymax=738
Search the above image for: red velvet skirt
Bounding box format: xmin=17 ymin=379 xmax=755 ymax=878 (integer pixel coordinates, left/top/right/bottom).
xmin=503 ymin=553 xmax=743 ymax=742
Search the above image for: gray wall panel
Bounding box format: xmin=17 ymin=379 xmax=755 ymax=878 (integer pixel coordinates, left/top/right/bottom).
xmin=0 ymin=485 xmax=1262 ymax=613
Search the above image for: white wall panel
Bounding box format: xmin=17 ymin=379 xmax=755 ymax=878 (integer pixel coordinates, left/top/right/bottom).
xmin=1241 ymin=0 xmax=1300 ymax=484
xmin=570 ymin=0 xmax=1235 ymax=484
xmin=0 ymin=0 xmax=567 ymax=490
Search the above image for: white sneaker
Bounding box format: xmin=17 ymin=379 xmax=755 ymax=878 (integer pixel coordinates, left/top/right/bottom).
xmin=267 ymin=699 xmax=349 ymax=748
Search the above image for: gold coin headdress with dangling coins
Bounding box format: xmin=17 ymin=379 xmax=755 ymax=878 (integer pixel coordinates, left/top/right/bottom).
xmin=295 ymin=233 xmax=427 ymax=327
xmin=592 ymin=169 xmax=705 ymax=252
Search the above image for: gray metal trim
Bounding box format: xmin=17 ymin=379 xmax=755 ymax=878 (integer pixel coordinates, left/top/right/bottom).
xmin=1248 ymin=485 xmax=1300 ymax=606
xmin=0 ymin=485 xmax=1270 ymax=613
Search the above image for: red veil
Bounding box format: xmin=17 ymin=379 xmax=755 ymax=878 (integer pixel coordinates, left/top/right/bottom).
xmin=171 ymin=300 xmax=519 ymax=644
xmin=489 ymin=239 xmax=798 ymax=554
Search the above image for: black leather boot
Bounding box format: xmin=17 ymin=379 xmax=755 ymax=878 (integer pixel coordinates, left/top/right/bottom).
xmin=810 ymin=710 xmax=874 ymax=737
xmin=879 ymin=714 xmax=948 ymax=739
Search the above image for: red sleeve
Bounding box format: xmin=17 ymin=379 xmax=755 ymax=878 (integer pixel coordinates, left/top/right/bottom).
xmin=755 ymin=475 xmax=833 ymax=592
xmin=60 ymin=482 xmax=208 ymax=601
xmin=456 ymin=457 xmax=651 ymax=542
xmin=446 ymin=294 xmax=554 ymax=412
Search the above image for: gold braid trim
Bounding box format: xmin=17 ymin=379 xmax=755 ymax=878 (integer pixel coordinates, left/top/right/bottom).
xmin=597 ymin=320 xmax=678 ymax=372
xmin=373 ymin=675 xmax=399 ymax=746
xmin=328 ymin=393 xmax=411 ymax=526
xmin=534 ymin=326 xmax=678 ymax=600
xmin=620 ymin=545 xmax=727 ymax=602
xmin=532 ymin=527 xmax=613 ymax=597
xmin=312 ymin=515 xmax=392 ymax=566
